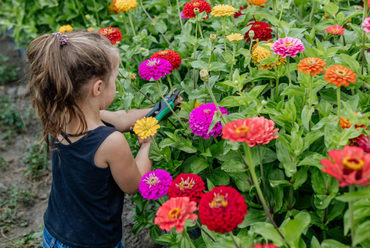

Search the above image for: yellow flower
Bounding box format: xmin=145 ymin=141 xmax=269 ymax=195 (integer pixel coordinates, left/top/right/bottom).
xmin=226 ymin=33 xmax=243 ymax=42
xmin=133 ymin=117 xmax=160 ymax=139
xmin=59 ymin=25 xmax=73 ymax=34
xmin=115 ymin=0 xmax=137 ymax=11
xmin=87 ymin=27 xmax=95 ymax=32
xmin=251 ymin=43 xmax=286 ymax=70
xmin=323 ymin=14 xmax=330 ymax=19
xmin=195 ymin=100 xmax=202 ymax=108
xmin=211 ymin=4 xmax=235 ymax=17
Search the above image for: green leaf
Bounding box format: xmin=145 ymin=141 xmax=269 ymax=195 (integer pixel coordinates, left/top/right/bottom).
xmin=311 ymin=236 xmax=322 ymax=248
xmin=281 ymin=212 xmax=311 ymax=243
xmin=209 ymin=62 xmax=228 ymax=72
xmin=190 ymin=157 xmax=209 ymax=174
xmin=218 ymin=95 xmax=250 ymax=107
xmin=336 ymin=187 xmax=370 ymax=202
xmin=321 ymin=240 xmax=347 ymax=248
xmin=316 ymin=100 xmax=333 ymax=118
xmin=221 ymin=158 xmax=247 ymax=173
xmin=200 ymin=225 xmax=216 ymax=248
xmin=354 ymin=220 xmax=370 ymax=246
xmin=281 ymin=85 xmax=305 ymax=96
xmin=190 ymin=60 xmax=208 ymax=70
xmin=207 ymin=178 xmax=215 ymax=191
xmin=238 ymin=208 xmax=266 ymax=228
xmin=250 ymin=222 xmax=284 ymax=246
xmin=323 ymin=2 xmax=338 ymax=17
xmin=155 ymin=22 xmax=167 ymax=33
xmin=301 ymin=105 xmax=314 ymax=131
xmin=291 ymin=166 xmax=308 ymax=190
xmin=208 ymin=111 xmax=222 ymax=134
xmin=311 ymin=168 xmax=339 ymax=195
xmin=298 ymin=153 xmax=325 ymax=169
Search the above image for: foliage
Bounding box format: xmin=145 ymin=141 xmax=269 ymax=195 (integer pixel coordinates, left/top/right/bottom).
xmin=23 ymin=133 xmax=48 ymax=180
xmin=0 ymin=54 xmax=19 ymax=84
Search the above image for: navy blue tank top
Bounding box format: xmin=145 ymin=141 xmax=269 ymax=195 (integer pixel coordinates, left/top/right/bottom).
xmin=44 ymin=121 xmax=125 ymax=248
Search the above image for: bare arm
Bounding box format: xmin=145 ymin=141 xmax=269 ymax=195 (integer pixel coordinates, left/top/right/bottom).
xmin=100 ymin=108 xmax=152 ymax=133
xmin=95 ymin=132 xmax=152 ymax=194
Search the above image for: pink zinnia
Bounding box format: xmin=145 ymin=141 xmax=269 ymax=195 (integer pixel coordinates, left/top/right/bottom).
xmin=139 ymin=58 xmax=172 ymax=81
xmin=154 ymin=197 xmax=197 ymax=232
xmin=271 ymin=37 xmax=305 ymax=58
xmin=321 ymin=146 xmax=370 ymax=187
xmin=358 ymin=136 xmax=370 ymax=153
xmin=362 ymin=17 xmax=370 ymax=34
xmin=188 ymin=103 xmax=229 ymax=139
xmin=222 ymin=117 xmax=279 ymax=147
xmin=138 ymin=170 xmax=173 ymax=200
xmin=325 ymin=25 xmax=345 ymax=35
xmin=250 ymin=244 xmax=279 ymax=248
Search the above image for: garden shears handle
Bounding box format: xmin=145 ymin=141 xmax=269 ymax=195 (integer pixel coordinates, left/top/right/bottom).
xmin=129 ymin=89 xmax=181 ymax=134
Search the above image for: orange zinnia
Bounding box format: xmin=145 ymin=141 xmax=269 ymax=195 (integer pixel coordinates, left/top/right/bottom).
xmin=324 ymin=65 xmax=357 ymax=87
xmin=298 ymin=57 xmax=326 ymax=76
xmin=247 ymin=0 xmax=267 ymax=6
xmin=340 ymin=116 xmax=369 ymax=146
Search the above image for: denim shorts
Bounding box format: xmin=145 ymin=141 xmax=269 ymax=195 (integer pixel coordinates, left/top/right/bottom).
xmin=43 ymin=228 xmax=124 ymax=248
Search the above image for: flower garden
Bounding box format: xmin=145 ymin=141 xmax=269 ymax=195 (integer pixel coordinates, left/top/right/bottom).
xmin=3 ymin=0 xmax=370 ymax=247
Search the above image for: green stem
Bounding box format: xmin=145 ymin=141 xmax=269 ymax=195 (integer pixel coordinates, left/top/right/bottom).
xmin=150 ymin=136 xmax=168 ymax=162
xmin=248 ymin=39 xmax=253 ymax=72
xmin=204 ymin=81 xmax=226 ymax=124
xmin=257 ymin=146 xmax=273 ymax=213
xmin=275 ymin=77 xmax=279 ymax=98
xmin=243 ymin=144 xmax=291 ymax=248
xmin=196 ymin=221 xmax=215 ymax=242
xmin=166 ymin=75 xmax=174 ymax=94
xmin=309 ymin=75 xmax=313 ymax=109
xmin=73 ymin=0 xmax=88 ymax=27
xmin=176 ymin=0 xmax=184 ymax=33
xmin=208 ymin=43 xmax=214 ymax=68
xmin=156 ymin=81 xmax=187 ymax=130
xmin=223 ymin=16 xmax=227 ymax=52
xmin=362 ymin=0 xmax=368 ymax=91
xmin=184 ymin=230 xmax=196 ymax=248
xmin=122 ymin=13 xmax=129 ymax=35
xmin=92 ymin=0 xmax=100 ymax=26
xmin=337 ymin=86 xmax=341 ymax=131
xmin=309 ymin=0 xmax=315 ymax=28
xmin=229 ymin=232 xmax=240 ymax=248
xmin=128 ymin=11 xmax=137 ymax=36
xmin=286 ymin=58 xmax=292 ymax=86
xmin=349 ymin=185 xmax=355 ymax=248
xmin=197 ymin=21 xmax=204 ymax=39
xmin=229 ymin=42 xmax=236 ymax=80
xmin=193 ymin=22 xmax=198 ymax=90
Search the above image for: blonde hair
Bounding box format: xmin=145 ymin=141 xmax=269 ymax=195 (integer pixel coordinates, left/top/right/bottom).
xmin=24 ymin=30 xmax=119 ymax=147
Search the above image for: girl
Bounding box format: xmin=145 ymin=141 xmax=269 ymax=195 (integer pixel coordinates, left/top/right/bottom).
xmin=25 ymin=30 xmax=180 ymax=248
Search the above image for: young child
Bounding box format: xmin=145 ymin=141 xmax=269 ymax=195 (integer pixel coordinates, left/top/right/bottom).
xmin=26 ymin=30 xmax=179 ymax=248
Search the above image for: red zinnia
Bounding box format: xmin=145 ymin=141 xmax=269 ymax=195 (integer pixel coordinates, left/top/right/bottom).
xmin=321 ymin=146 xmax=370 ymax=187
xmin=250 ymin=244 xmax=279 ymax=248
xmin=150 ymin=50 xmax=182 ymax=72
xmin=234 ymin=6 xmax=244 ymax=18
xmin=245 ymin=21 xmax=272 ymax=42
xmin=168 ymin=173 xmax=205 ymax=203
xmin=98 ymin=27 xmax=122 ymax=44
xmin=183 ymin=0 xmax=211 ymax=19
xmin=199 ymin=186 xmax=247 ymax=233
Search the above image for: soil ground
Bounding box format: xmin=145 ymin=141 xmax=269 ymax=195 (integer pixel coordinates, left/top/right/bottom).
xmin=0 ymin=33 xmax=161 ymax=248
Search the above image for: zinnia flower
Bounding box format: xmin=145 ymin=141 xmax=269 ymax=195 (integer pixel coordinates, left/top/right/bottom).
xmin=168 ymin=173 xmax=205 ymax=203
xmin=340 ymin=117 xmax=368 ymax=146
xmin=98 ymin=27 xmax=122 ymax=45
xmin=115 ymin=0 xmax=137 ymax=11
xmin=139 ymin=169 xmax=173 ymax=200
xmin=297 ymin=57 xmax=326 ymax=76
xmin=59 ymin=25 xmax=73 ymax=34
xmin=247 ymin=0 xmax=268 ymax=6
xmin=183 ymin=0 xmax=211 ymax=19
xmin=234 ymin=6 xmax=245 ymax=18
xmin=358 ymin=136 xmax=370 ymax=152
xmin=244 ymin=21 xmax=273 ymax=42
xmin=199 ymin=186 xmax=247 ymax=233
xmin=154 ymin=197 xmax=197 ymax=232
xmin=226 ymin=33 xmax=244 ymax=42
xmin=188 ymin=103 xmax=229 ymax=139
xmin=181 ymin=11 xmax=190 ymax=20
xmin=321 ymin=146 xmax=370 ymax=187
xmin=211 ymin=4 xmax=236 ymax=17
xmin=222 ymin=117 xmax=279 ymax=146
xmin=139 ymin=58 xmax=172 ymax=81
xmin=324 ymin=65 xmax=357 ymax=87
xmin=271 ymin=37 xmax=305 ymax=58
xmin=111 ymin=0 xmax=124 ymax=13
xmin=325 ymin=25 xmax=345 ymax=35
xmin=362 ymin=17 xmax=370 ymax=33
xmin=150 ymin=50 xmax=182 ymax=72
xmin=251 ymin=43 xmax=286 ymax=70
xmin=250 ymin=244 xmax=279 ymax=248
xmin=133 ymin=116 xmax=160 ymax=140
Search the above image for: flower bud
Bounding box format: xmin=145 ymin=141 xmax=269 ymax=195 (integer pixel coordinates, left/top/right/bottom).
xmin=261 ymin=100 xmax=268 ymax=106
xmin=249 ymin=30 xmax=255 ymax=40
xmin=130 ymin=73 xmax=136 ymax=80
xmin=199 ymin=69 xmax=209 ymax=82
xmin=85 ymin=14 xmax=91 ymax=20
xmin=210 ymin=34 xmax=217 ymax=43
xmin=194 ymin=8 xmax=200 ymax=15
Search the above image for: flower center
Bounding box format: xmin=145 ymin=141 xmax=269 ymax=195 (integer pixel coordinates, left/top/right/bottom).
xmin=203 ymin=108 xmax=211 ymax=114
xmin=210 ymin=193 xmax=228 ymax=208
xmin=101 ymin=28 xmax=114 ymax=34
xmin=334 ymin=69 xmax=346 ymax=78
xmin=333 ymin=29 xmax=338 ymax=33
xmin=254 ymin=24 xmax=260 ymax=27
xmin=176 ymin=177 xmax=196 ymax=191
xmin=283 ymin=41 xmax=294 ymax=47
xmin=147 ymin=59 xmax=159 ymax=67
xmin=159 ymin=51 xmax=168 ymax=55
xmin=143 ymin=173 xmax=160 ymax=187
xmin=306 ymin=58 xmax=316 ymax=66
xmin=193 ymin=2 xmax=200 ymax=6
xmin=168 ymin=208 xmax=181 ymax=218
xmin=342 ymin=157 xmax=364 ymax=170
xmin=235 ymin=126 xmax=249 ymax=134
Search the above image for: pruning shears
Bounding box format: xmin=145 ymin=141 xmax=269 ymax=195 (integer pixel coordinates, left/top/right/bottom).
xmin=130 ymin=89 xmax=181 ymax=134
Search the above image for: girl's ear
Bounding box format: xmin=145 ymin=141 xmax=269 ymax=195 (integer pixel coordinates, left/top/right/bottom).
xmin=92 ymin=79 xmax=104 ymax=97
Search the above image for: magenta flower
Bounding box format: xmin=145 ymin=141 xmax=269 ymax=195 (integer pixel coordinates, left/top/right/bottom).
xmin=358 ymin=136 xmax=370 ymax=153
xmin=139 ymin=58 xmax=172 ymax=81
xmin=188 ymin=103 xmax=229 ymax=139
xmin=362 ymin=17 xmax=370 ymax=34
xmin=139 ymin=169 xmax=173 ymax=200
xmin=181 ymin=11 xmax=189 ymax=20
xmin=271 ymin=37 xmax=305 ymax=58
